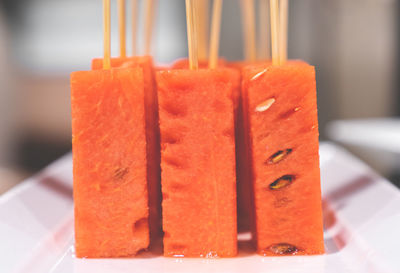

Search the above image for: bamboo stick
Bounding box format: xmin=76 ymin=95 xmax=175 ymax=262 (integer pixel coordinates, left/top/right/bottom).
xmin=185 ymin=0 xmax=199 ymax=69
xmin=279 ymin=0 xmax=288 ymax=64
xmin=103 ymin=0 xmax=111 ymax=69
xmin=209 ymin=0 xmax=223 ymax=69
xmin=197 ymin=0 xmax=209 ymax=60
xmin=270 ymin=0 xmax=279 ymax=65
xmin=118 ymin=0 xmax=126 ymax=57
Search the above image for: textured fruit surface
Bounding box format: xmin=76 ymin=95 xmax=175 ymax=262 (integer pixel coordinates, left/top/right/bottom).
xmin=92 ymin=56 xmax=162 ymax=243
xmin=242 ymin=61 xmax=324 ymax=255
xmin=157 ymin=68 xmax=239 ymax=257
xmin=71 ymin=68 xmax=149 ymax=258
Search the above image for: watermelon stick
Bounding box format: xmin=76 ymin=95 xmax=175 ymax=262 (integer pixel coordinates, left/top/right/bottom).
xmin=131 ymin=0 xmax=138 ymax=56
xmin=209 ymin=0 xmax=223 ymax=69
xmin=157 ymin=0 xmax=239 ymax=257
xmin=103 ymin=0 xmax=111 ymax=69
xmin=72 ymin=0 xmax=150 ymax=257
xmin=118 ymin=0 xmax=126 ymax=57
xmin=241 ymin=0 xmax=324 ymax=256
xmin=240 ymin=0 xmax=256 ymax=62
xmin=258 ymin=0 xmax=270 ymax=60
xmin=185 ymin=0 xmax=199 ymax=69
xmin=91 ymin=0 xmax=163 ymax=249
xmin=144 ymin=0 xmax=156 ymax=55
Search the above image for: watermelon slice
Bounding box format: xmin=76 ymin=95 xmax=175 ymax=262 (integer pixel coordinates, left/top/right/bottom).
xmin=156 ymin=68 xmax=240 ymax=257
xmin=92 ymin=56 xmax=162 ymax=244
xmin=71 ymin=68 xmax=149 ymax=258
xmin=241 ymin=61 xmax=324 ymax=255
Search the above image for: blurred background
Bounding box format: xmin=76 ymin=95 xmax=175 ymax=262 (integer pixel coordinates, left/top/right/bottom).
xmin=0 ymin=0 xmax=399 ymax=194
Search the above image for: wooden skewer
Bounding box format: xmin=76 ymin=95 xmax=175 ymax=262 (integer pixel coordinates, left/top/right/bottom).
xmin=241 ymin=0 xmax=256 ymax=62
xmin=103 ymin=0 xmax=111 ymax=69
xmin=197 ymin=0 xmax=209 ymax=60
xmin=209 ymin=0 xmax=223 ymax=69
xmin=131 ymin=0 xmax=138 ymax=56
xmin=186 ymin=0 xmax=199 ymax=70
xmin=118 ymin=0 xmax=126 ymax=58
xmin=270 ymin=0 xmax=279 ymax=65
xmin=279 ymin=0 xmax=288 ymax=64
xmin=144 ymin=0 xmax=156 ymax=55
xmin=258 ymin=0 xmax=270 ymax=60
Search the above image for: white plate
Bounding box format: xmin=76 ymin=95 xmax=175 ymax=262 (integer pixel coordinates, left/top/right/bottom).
xmin=1 ymin=142 xmax=400 ymax=273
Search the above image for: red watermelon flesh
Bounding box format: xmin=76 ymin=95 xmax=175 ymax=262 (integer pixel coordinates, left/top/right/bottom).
xmin=241 ymin=61 xmax=324 ymax=256
xmin=156 ymin=68 xmax=240 ymax=257
xmin=71 ymin=68 xmax=149 ymax=258
xmin=92 ymin=56 xmax=162 ymax=244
